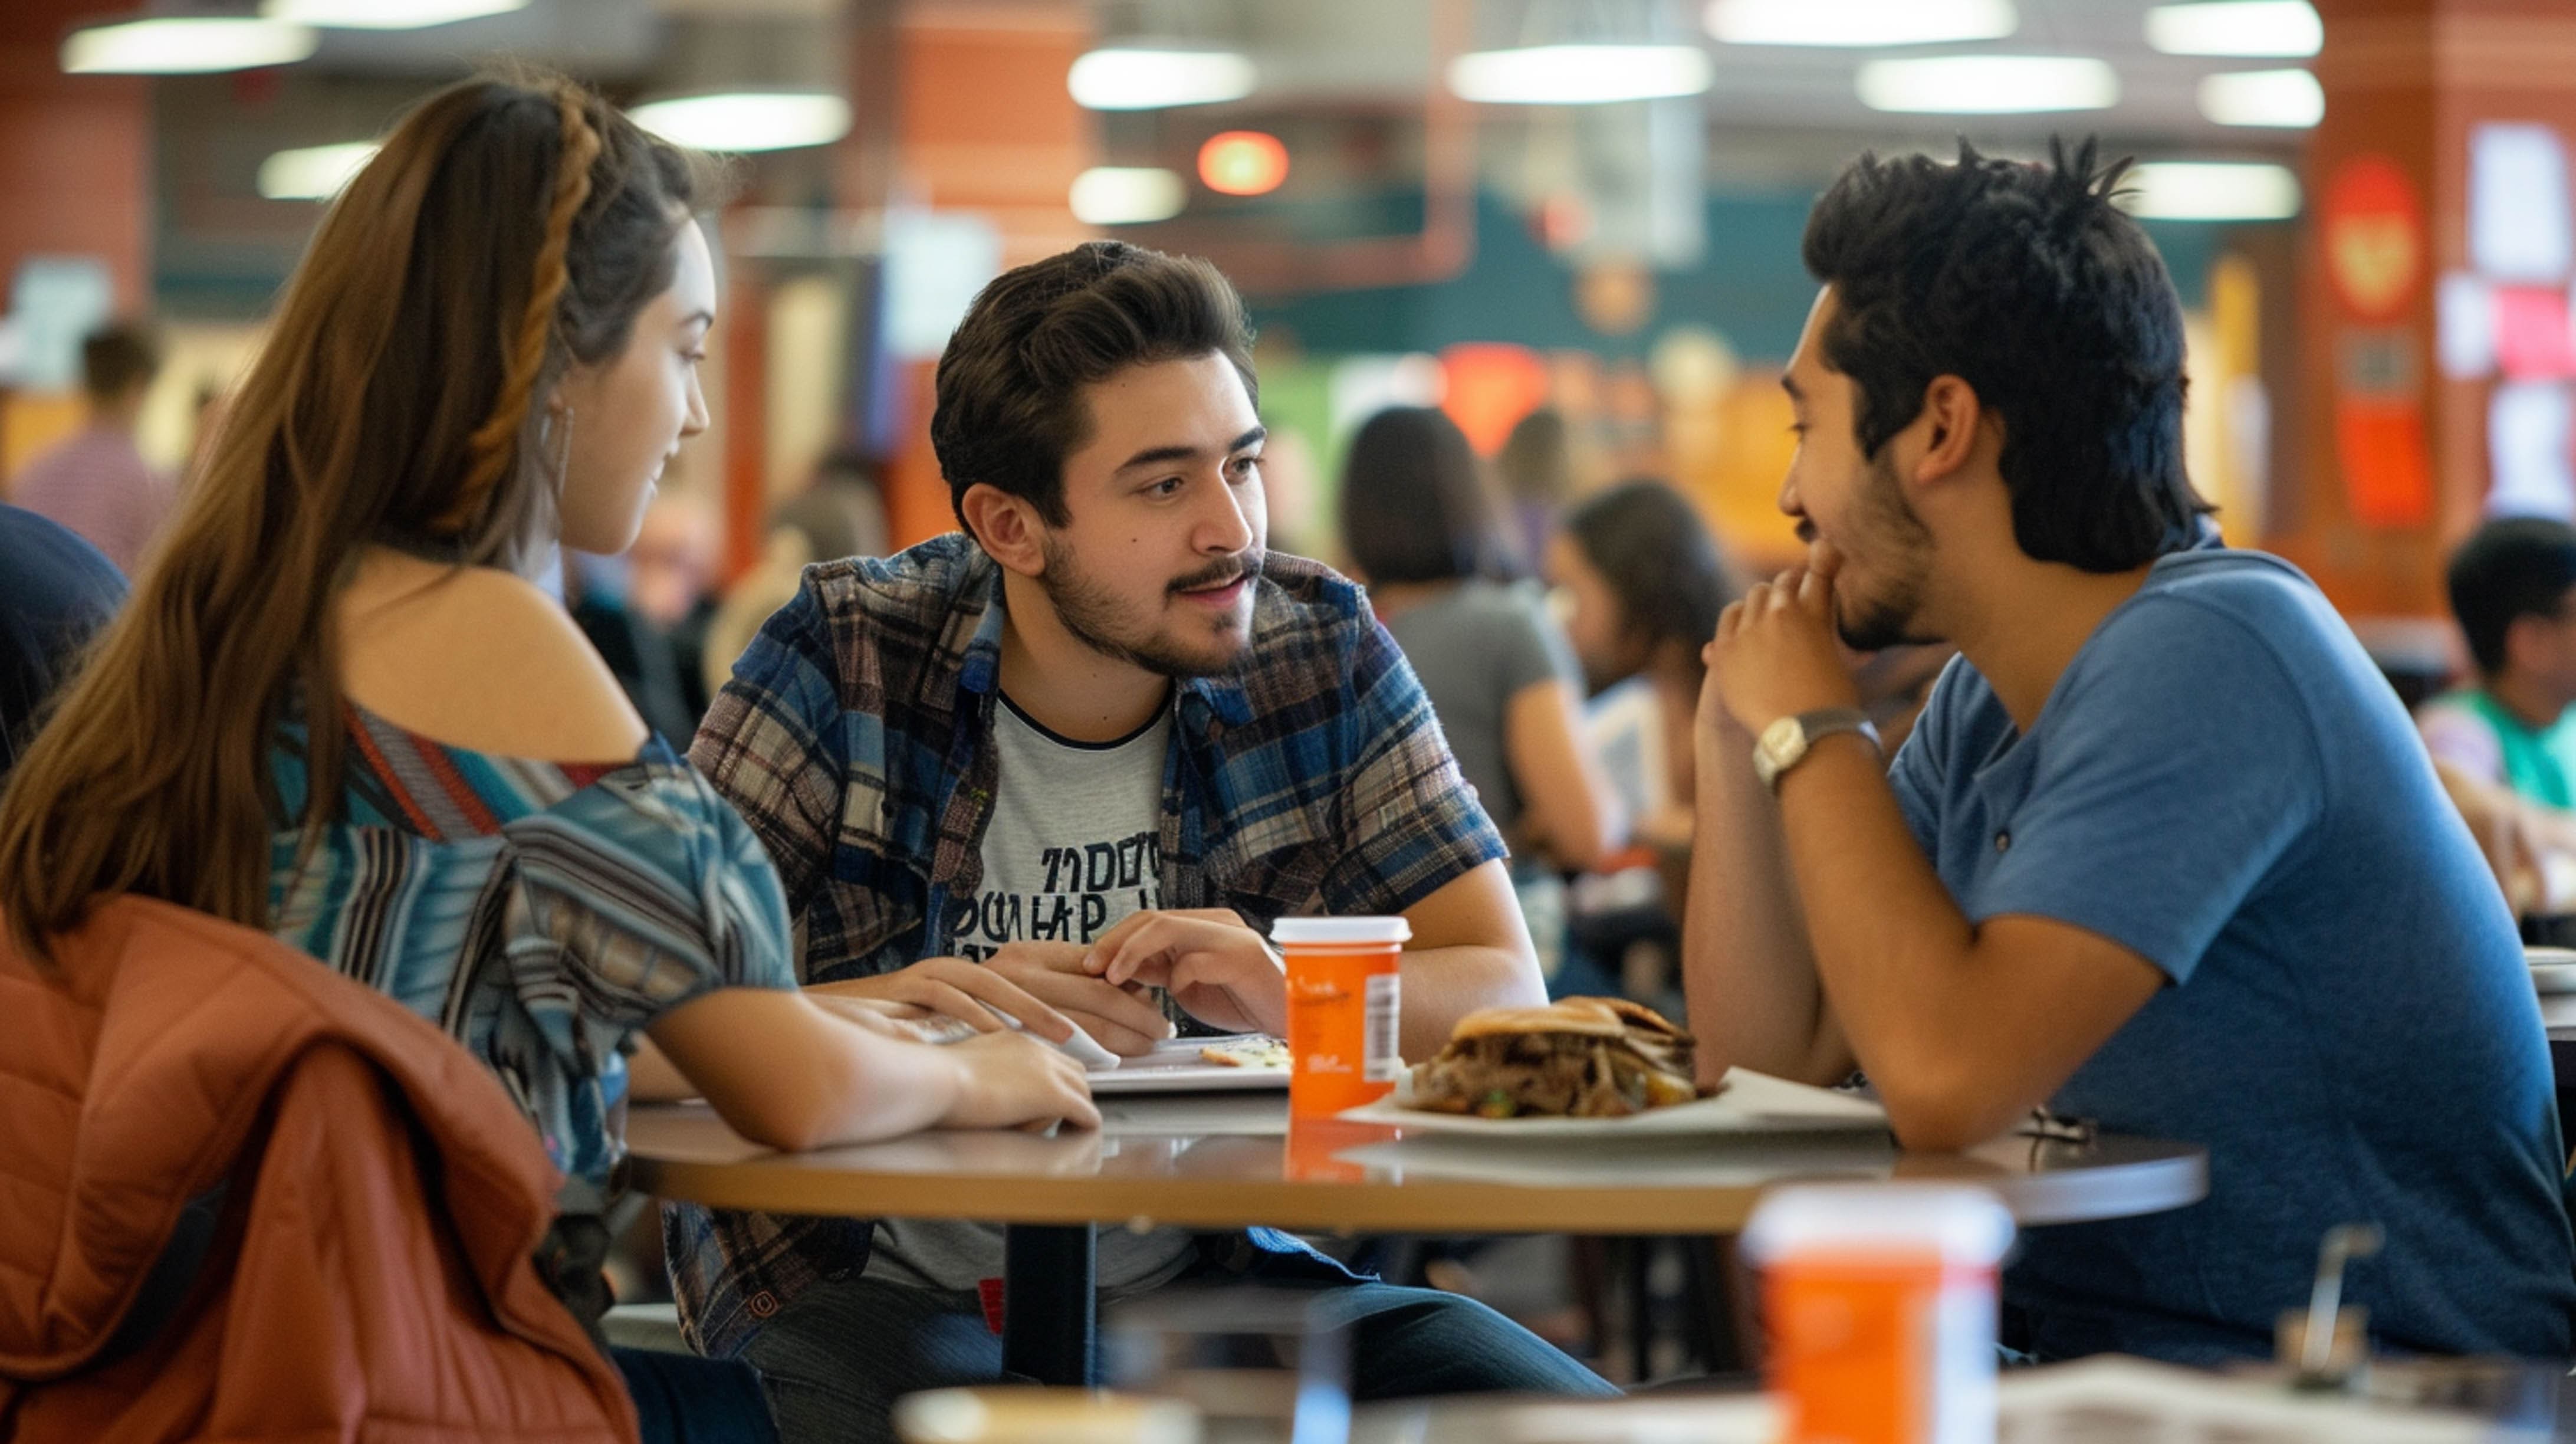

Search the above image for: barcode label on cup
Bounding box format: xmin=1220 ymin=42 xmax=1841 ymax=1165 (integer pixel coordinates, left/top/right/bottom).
xmin=1363 ymin=973 xmax=1402 ymax=1081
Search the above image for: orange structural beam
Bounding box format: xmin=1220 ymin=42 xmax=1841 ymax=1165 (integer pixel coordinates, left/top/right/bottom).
xmin=722 ymin=260 xmax=768 ymax=585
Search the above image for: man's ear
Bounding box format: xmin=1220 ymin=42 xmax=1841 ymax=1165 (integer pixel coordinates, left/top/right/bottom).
xmin=960 ymin=483 xmax=1049 ymax=578
xmin=1910 ymin=375 xmax=1986 ymax=485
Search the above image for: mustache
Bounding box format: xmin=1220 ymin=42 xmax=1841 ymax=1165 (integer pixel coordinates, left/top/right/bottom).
xmin=1169 ymin=552 xmax=1263 ymax=595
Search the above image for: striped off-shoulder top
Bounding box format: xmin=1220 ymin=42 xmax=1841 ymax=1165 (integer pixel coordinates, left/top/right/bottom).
xmin=267 ymin=700 xmax=796 ymax=1211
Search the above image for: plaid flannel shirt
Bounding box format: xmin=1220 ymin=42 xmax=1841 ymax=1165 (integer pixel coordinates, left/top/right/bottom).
xmin=668 ymin=532 xmax=1505 ymax=1357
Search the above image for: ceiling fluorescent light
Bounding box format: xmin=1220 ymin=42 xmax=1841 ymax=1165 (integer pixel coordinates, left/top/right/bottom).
xmin=1706 ymin=0 xmax=2016 ymax=47
xmin=1067 ymin=48 xmax=1255 ymax=110
xmin=63 ymin=17 xmax=316 ymax=74
xmin=1857 ymin=55 xmax=2117 ymax=113
xmin=1448 ymin=44 xmax=1713 ymax=105
xmin=2197 ymin=68 xmax=2322 ymax=127
xmin=2121 ymin=162 xmax=2302 ymax=221
xmin=1070 ymin=168 xmax=1185 ymax=225
xmin=630 ymin=92 xmax=851 ymax=153
xmin=262 ymin=0 xmax=525 ymax=28
xmin=2145 ymin=1 xmax=2322 ymax=57
xmin=259 ymin=142 xmax=378 ymax=201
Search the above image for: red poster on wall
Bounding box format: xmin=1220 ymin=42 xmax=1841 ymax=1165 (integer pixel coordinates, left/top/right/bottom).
xmin=2335 ymin=397 xmax=2434 ymax=527
xmin=2324 ymin=158 xmax=2434 ymax=527
xmin=2324 ymin=156 xmax=2425 ymax=323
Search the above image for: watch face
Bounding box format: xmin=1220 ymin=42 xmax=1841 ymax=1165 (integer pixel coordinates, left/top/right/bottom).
xmin=1756 ymin=715 xmax=1805 ymax=781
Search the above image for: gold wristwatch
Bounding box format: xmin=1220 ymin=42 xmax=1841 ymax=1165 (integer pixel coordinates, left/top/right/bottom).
xmin=1753 ymin=707 xmax=1882 ymax=793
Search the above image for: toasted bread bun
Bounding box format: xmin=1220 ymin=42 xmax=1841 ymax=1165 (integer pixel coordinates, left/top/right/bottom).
xmin=1450 ymin=998 xmax=1629 ymax=1041
xmin=1595 ymin=996 xmax=1686 ymax=1038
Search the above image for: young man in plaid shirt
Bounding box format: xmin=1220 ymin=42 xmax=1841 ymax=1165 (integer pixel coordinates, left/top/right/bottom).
xmin=674 ymin=240 xmax=1614 ymax=1442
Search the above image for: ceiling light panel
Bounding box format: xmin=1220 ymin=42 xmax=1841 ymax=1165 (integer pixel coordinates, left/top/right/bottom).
xmin=1070 ymin=168 xmax=1186 ymax=225
xmin=630 ymin=93 xmax=852 ymax=153
xmin=1448 ymin=44 xmax=1713 ymax=105
xmin=2197 ymin=68 xmax=2323 ymax=127
xmin=262 ymin=0 xmax=526 ymax=28
xmin=1067 ymin=48 xmax=1256 ymax=110
xmin=63 ymin=17 xmax=317 ymax=74
xmin=1705 ymin=0 xmax=2017 ymax=47
xmin=2122 ymin=162 xmax=2303 ymax=221
xmin=259 ymin=142 xmax=379 ymax=201
xmin=1857 ymin=55 xmax=2118 ymax=113
xmin=2145 ymin=1 xmax=2323 ymax=58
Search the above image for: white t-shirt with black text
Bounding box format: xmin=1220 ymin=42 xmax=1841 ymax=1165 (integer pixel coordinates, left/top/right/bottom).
xmin=866 ymin=693 xmax=1202 ymax=1298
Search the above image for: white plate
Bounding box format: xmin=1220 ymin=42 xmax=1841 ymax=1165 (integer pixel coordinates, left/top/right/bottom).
xmin=2534 ymin=963 xmax=2576 ymax=995
xmin=1338 ymin=1066 xmax=1887 ymax=1137
xmin=1086 ymin=1036 xmax=1289 ymax=1095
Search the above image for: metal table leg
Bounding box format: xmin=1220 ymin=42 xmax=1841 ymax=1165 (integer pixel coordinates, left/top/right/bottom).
xmin=1001 ymin=1223 xmax=1098 ymax=1386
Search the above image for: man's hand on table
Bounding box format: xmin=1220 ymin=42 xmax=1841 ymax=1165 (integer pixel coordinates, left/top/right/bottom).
xmin=984 ymin=941 xmax=1175 ymax=1056
xmin=1083 ymin=908 xmax=1288 ymax=1038
xmin=936 ymin=1030 xmax=1101 ymax=1133
xmin=805 ymin=946 xmax=1174 ymax=1057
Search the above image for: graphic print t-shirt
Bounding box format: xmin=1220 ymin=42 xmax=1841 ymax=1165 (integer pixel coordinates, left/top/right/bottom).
xmin=868 ymin=693 xmax=1201 ymax=1297
xmin=949 ymin=696 xmax=1167 ymax=958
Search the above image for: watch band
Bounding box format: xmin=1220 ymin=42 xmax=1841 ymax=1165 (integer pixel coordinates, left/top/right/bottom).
xmin=1755 ymin=707 xmax=1882 ymax=793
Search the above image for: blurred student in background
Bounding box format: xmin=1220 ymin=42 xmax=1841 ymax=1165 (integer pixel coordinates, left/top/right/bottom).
xmin=0 ymin=504 xmax=124 ymax=774
xmin=701 ymin=447 xmax=892 ymax=697
xmin=0 ymin=75 xmax=1090 ymax=1442
xmin=1550 ymin=480 xmax=1740 ymax=860
xmin=2419 ymin=517 xmax=2576 ymax=921
xmin=1494 ymin=406 xmax=1578 ymax=570
xmin=630 ymin=492 xmax=722 ymax=716
xmin=11 ymin=322 xmax=173 ymax=576
xmin=1341 ymin=406 xmax=1624 ymax=982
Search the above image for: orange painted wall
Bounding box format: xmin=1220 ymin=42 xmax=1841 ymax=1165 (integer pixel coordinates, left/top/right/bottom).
xmin=2283 ymin=0 xmax=2576 ymax=619
xmin=0 ymin=0 xmax=150 ymax=313
xmin=878 ymin=0 xmax=1093 ymax=549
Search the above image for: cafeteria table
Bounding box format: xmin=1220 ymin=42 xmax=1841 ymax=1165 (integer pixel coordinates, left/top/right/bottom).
xmin=2542 ymin=993 xmax=2576 ymax=1081
xmin=626 ymin=1089 xmax=2207 ymax=1388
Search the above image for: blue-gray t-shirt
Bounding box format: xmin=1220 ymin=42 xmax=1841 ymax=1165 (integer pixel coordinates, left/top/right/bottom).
xmin=1890 ymin=548 xmax=2576 ymax=1364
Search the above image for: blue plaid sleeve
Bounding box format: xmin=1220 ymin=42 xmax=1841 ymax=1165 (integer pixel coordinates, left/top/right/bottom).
xmin=690 ymin=576 xmax=849 ymax=922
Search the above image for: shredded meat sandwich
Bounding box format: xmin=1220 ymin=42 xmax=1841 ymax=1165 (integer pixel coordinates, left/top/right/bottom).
xmin=1407 ymin=996 xmax=1703 ymax=1118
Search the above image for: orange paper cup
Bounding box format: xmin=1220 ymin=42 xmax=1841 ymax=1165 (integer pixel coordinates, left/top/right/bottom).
xmin=1273 ymin=915 xmax=1408 ymax=1119
xmin=1742 ymin=1184 xmax=2015 ymax=1444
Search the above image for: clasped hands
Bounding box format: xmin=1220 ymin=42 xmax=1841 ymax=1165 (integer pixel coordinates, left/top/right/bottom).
xmin=1702 ymin=547 xmax=1864 ymax=741
xmin=806 ymin=908 xmax=1287 ymax=1058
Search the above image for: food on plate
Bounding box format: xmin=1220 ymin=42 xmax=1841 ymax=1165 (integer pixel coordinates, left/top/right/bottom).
xmin=1407 ymin=997 xmax=1701 ymax=1119
xmin=1200 ymin=1036 xmax=1291 ymax=1069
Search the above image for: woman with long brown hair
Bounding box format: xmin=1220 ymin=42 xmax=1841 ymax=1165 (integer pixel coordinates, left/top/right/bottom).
xmin=0 ymin=74 xmax=1093 ymax=1437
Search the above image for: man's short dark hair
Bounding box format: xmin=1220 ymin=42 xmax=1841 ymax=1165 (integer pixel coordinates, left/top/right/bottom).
xmin=81 ymin=322 xmax=160 ymax=402
xmin=2447 ymin=517 xmax=2576 ymax=676
xmin=1338 ymin=406 xmax=1514 ymax=585
xmin=931 ymin=240 xmax=1256 ymax=533
xmin=1802 ymin=137 xmax=2210 ymax=572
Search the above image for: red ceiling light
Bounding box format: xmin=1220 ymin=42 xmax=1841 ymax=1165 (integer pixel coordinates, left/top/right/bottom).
xmin=1198 ymin=130 xmax=1289 ymax=196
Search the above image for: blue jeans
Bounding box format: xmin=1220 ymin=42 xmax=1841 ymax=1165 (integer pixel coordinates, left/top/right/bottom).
xmin=613 ymin=1344 xmax=780 ymax=1444
xmin=737 ymin=1257 xmax=1616 ymax=1444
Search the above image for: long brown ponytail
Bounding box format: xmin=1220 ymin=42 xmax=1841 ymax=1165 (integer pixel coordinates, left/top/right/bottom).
xmin=0 ymin=75 xmax=705 ymax=959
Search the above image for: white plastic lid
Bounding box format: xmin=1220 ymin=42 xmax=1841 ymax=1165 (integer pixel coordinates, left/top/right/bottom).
xmin=1740 ymin=1183 xmax=2015 ymax=1266
xmin=1270 ymin=915 xmax=1411 ymax=946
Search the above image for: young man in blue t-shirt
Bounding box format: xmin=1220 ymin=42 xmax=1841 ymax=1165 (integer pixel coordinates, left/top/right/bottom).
xmin=1685 ymin=139 xmax=2576 ymax=1364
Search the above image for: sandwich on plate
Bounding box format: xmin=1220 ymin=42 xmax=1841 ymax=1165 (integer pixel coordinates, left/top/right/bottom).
xmin=1407 ymin=996 xmax=1701 ymax=1119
